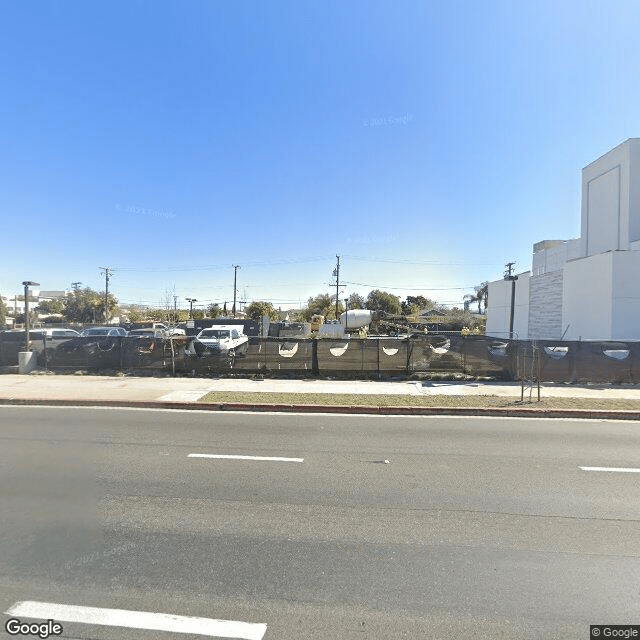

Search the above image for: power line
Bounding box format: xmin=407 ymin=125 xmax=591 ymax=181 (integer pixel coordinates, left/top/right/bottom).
xmin=346 ymin=255 xmax=501 ymax=267
xmin=113 ymin=256 xmax=333 ymax=273
xmin=341 ymin=281 xmax=475 ymax=291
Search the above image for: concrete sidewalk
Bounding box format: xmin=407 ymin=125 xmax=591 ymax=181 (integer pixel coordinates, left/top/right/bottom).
xmin=1 ymin=373 xmax=640 ymax=403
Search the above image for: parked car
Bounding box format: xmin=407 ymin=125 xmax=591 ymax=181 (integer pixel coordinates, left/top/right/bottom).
xmin=128 ymin=328 xmax=165 ymax=338
xmin=80 ymin=326 xmax=128 ymax=337
xmin=165 ymin=326 xmax=186 ymax=336
xmin=39 ymin=328 xmax=81 ymax=339
xmin=187 ymin=325 xmax=249 ymax=356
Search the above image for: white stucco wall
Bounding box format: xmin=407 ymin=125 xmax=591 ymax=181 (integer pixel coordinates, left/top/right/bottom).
xmin=532 ymin=238 xmax=581 ymax=276
xmin=486 ymin=273 xmax=530 ymax=339
xmin=581 ymin=138 xmax=640 ymax=257
xmin=562 ymin=253 xmax=613 ymax=340
xmin=562 ymin=250 xmax=640 ymax=340
xmin=611 ymin=251 xmax=640 ymax=339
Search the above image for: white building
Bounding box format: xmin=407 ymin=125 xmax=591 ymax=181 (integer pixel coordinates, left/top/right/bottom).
xmin=487 ymin=138 xmax=640 ymax=341
xmin=1 ymin=289 xmax=70 ymax=327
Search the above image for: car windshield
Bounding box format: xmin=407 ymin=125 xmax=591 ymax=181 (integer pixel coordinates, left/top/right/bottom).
xmin=200 ymin=330 xmax=230 ymax=339
xmin=81 ymin=328 xmax=111 ymax=336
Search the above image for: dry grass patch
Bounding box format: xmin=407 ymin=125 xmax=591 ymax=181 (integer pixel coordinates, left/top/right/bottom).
xmin=197 ymin=391 xmax=640 ymax=412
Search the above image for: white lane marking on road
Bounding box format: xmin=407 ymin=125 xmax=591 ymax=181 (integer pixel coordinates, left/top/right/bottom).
xmin=580 ymin=466 xmax=640 ymax=473
xmin=4 ymin=601 xmax=267 ymax=640
xmin=189 ymin=453 xmax=304 ymax=462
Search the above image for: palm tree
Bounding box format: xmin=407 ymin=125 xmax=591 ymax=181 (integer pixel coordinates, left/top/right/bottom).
xmin=463 ymin=293 xmax=475 ymax=312
xmin=474 ymin=282 xmax=488 ymax=314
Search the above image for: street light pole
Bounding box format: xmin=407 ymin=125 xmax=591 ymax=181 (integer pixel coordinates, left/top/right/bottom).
xmin=22 ymin=281 xmax=40 ymax=352
xmin=186 ymin=297 xmax=197 ymax=319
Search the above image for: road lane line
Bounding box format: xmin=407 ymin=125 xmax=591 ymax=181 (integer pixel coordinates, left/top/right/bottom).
xmin=189 ymin=453 xmax=304 ymax=462
xmin=4 ymin=601 xmax=267 ymax=640
xmin=579 ymin=466 xmax=640 ymax=473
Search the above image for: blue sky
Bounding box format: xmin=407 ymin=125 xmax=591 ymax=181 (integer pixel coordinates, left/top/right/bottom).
xmin=3 ymin=0 xmax=640 ymax=312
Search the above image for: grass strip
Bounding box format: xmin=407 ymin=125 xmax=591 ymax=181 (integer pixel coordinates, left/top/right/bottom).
xmin=198 ymin=391 xmax=640 ymax=411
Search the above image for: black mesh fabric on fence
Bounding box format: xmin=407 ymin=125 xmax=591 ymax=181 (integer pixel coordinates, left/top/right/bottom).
xmin=122 ymin=336 xmax=184 ymax=372
xmin=0 ymin=334 xmax=185 ymax=372
xmin=316 ymin=338 xmax=408 ymax=375
xmin=317 ymin=339 xmax=368 ymax=373
xmin=408 ymin=334 xmax=463 ymax=374
xmin=629 ymin=343 xmax=640 ymax=383
xmin=461 ymin=336 xmax=516 ymax=377
xmin=377 ymin=338 xmax=409 ymax=374
xmin=516 ymin=341 xmax=574 ymax=383
xmin=3 ymin=330 xmax=640 ymax=382
xmin=40 ymin=335 xmax=124 ymax=370
xmin=573 ymin=341 xmax=633 ymax=383
xmin=239 ymin=337 xmax=314 ymax=371
xmin=515 ymin=340 xmax=637 ymax=383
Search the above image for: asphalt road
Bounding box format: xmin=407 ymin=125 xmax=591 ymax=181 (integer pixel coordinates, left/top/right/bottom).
xmin=1 ymin=406 xmax=639 ymax=639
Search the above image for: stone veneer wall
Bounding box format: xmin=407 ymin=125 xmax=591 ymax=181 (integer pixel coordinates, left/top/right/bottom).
xmin=528 ymin=271 xmax=564 ymax=340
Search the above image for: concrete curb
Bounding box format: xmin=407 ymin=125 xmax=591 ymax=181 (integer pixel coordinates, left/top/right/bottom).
xmin=0 ymin=398 xmax=639 ymax=420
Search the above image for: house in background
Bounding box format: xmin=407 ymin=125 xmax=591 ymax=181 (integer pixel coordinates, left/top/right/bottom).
xmin=487 ymin=138 xmax=640 ymax=341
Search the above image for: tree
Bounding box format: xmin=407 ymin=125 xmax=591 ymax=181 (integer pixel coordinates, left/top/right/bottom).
xmin=146 ymin=308 xmax=168 ymax=322
xmin=245 ymin=301 xmax=280 ymax=321
xmin=475 ymin=282 xmax=488 ymax=314
xmin=64 ymin=287 xmax=118 ymax=323
xmin=401 ymin=295 xmax=436 ymax=316
xmin=126 ymin=309 xmax=146 ymax=323
xmin=206 ymin=303 xmax=223 ymax=319
xmin=192 ymin=310 xmax=205 ymax=320
xmin=0 ymin=296 xmax=7 ymax=327
xmin=347 ymin=293 xmax=366 ymax=309
xmin=366 ymin=290 xmax=402 ymax=315
xmin=463 ymin=282 xmax=489 ymax=314
xmin=300 ymin=293 xmax=344 ymax=321
xmin=36 ymin=299 xmax=65 ymax=315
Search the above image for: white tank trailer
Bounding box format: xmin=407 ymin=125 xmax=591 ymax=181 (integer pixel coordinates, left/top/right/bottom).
xmin=339 ymin=309 xmax=376 ymax=330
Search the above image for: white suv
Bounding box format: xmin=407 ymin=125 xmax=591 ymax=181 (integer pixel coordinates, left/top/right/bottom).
xmin=190 ymin=325 xmax=249 ymax=356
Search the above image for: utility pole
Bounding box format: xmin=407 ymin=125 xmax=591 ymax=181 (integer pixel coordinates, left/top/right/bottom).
xmin=333 ymin=255 xmax=340 ymax=321
xmin=504 ymin=262 xmax=518 ymax=340
xmin=186 ymin=298 xmax=197 ymax=319
xmin=99 ymin=267 xmax=113 ymax=324
xmin=232 ymin=265 xmax=240 ymax=317
xmin=173 ymin=295 xmax=177 ymax=324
